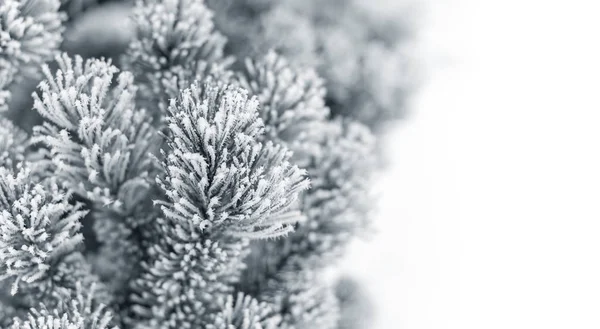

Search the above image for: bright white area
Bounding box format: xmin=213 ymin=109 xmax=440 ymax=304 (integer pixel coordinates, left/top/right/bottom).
xmin=342 ymin=0 xmax=600 ymax=328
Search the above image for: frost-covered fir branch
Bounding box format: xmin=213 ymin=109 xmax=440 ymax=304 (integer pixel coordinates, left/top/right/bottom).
xmin=0 ymin=0 xmax=65 ymax=126
xmin=0 ymin=0 xmax=65 ymax=79
xmin=0 ymin=164 xmax=109 ymax=323
xmin=159 ymin=81 xmax=309 ymax=238
xmin=31 ymin=53 xmax=160 ymax=301
xmin=0 ymin=165 xmax=84 ymax=296
xmin=126 ymin=81 xmax=309 ymax=329
xmin=122 ymin=0 xmax=232 ymax=119
xmin=32 ymin=53 xmax=157 ymax=225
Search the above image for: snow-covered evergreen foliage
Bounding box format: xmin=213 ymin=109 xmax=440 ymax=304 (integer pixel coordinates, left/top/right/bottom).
xmin=0 ymin=164 xmax=108 ymax=317
xmin=0 ymin=0 xmax=413 ymax=328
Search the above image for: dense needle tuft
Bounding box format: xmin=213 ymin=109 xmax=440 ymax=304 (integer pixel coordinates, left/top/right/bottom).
xmin=159 ymin=80 xmax=310 ymax=238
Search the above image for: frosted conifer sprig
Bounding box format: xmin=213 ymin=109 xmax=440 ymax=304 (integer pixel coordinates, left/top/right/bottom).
xmin=236 ymin=51 xmax=329 ymax=142
xmin=0 ymin=0 xmax=65 ymax=78
xmin=31 ymin=53 xmax=159 ymax=299
xmin=122 ymin=0 xmax=232 ymax=117
xmin=0 ymin=164 xmax=106 ymax=318
xmin=0 ymin=165 xmax=85 ymax=296
xmin=125 ymin=81 xmax=309 ymax=329
xmin=159 ymin=81 xmax=309 ymax=238
xmin=32 ymin=53 xmax=157 ymax=220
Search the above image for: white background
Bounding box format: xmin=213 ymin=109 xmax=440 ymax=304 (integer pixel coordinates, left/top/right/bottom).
xmin=343 ymin=0 xmax=600 ymax=328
